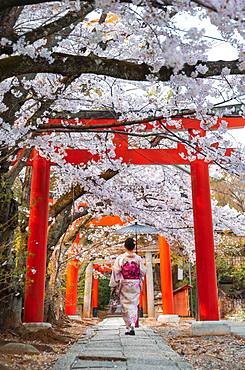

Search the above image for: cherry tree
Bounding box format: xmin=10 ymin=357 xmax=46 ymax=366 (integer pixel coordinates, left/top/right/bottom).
xmin=0 ymin=0 xmax=244 ymax=326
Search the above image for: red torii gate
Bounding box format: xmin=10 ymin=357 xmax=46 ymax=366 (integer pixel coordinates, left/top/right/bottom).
xmin=64 ymin=215 xmax=173 ymax=319
xmin=92 ymin=263 xmax=112 ymax=317
xmin=65 ymin=215 xmax=152 ymax=318
xmin=65 ymin=215 xmax=123 ymax=317
xmin=23 ymin=116 xmax=245 ymax=323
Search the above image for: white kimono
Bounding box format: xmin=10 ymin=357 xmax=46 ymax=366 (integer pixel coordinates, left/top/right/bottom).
xmin=109 ymin=252 xmax=146 ymax=328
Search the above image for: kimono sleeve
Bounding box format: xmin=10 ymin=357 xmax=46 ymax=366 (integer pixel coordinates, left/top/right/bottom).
xmin=109 ymin=255 xmax=123 ymax=288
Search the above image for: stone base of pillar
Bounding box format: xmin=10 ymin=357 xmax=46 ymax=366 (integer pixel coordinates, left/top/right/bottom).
xmin=157 ymin=314 xmax=179 ymax=323
xmin=223 ymin=321 xmax=245 ymax=338
xmin=23 ymin=322 xmax=52 ymax=331
xmin=191 ymin=321 xmax=230 ymax=336
xmin=67 ymin=315 xmax=82 ymax=321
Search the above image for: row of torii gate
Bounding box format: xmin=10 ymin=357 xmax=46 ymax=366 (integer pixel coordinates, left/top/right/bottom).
xmin=64 ymin=219 xmax=171 ymax=320
xmin=22 ymin=115 xmax=245 ymax=323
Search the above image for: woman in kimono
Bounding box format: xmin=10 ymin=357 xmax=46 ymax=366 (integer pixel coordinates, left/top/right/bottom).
xmin=109 ymin=237 xmax=146 ymax=335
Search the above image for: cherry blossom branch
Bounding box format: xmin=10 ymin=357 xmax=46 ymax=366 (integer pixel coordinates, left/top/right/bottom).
xmin=0 ymin=0 xmax=56 ymax=10
xmin=0 ymin=7 xmax=22 ymax=40
xmin=22 ymin=6 xmax=93 ymax=44
xmin=190 ymin=0 xmax=218 ymax=12
xmin=0 ymin=52 xmax=243 ymax=83
xmin=1 ymin=4 xmax=94 ymax=56
xmin=49 ymin=169 xmax=118 ymax=219
xmin=7 ymin=147 xmax=32 ymax=186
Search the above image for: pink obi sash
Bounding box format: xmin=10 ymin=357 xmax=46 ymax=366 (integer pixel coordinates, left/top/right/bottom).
xmin=121 ymin=261 xmax=140 ymax=280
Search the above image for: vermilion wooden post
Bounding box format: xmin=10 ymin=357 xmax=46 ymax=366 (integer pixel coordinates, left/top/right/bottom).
xmin=65 ymin=255 xmax=79 ymax=316
xmin=65 ymin=234 xmax=80 ymax=316
xmin=24 ymin=151 xmax=50 ymax=322
xmin=142 ymin=279 xmax=148 ymax=314
xmin=139 ymin=288 xmax=143 ymax=317
xmin=158 ymin=235 xmax=174 ymax=314
xmin=92 ymin=275 xmax=99 ymax=317
xmin=190 ymin=160 xmax=219 ymax=320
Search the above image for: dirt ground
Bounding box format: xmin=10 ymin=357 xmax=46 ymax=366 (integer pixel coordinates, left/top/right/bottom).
xmin=153 ymin=320 xmax=245 ymax=370
xmin=0 ymin=318 xmax=97 ymax=370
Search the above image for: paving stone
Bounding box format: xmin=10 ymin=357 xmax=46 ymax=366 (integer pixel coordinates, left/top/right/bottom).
xmin=93 ymin=336 xmax=120 ymax=341
xmin=82 ymin=351 xmax=124 ymax=357
xmin=86 ymin=346 xmax=122 ymax=352
xmin=71 ymin=356 xmax=127 ymax=369
xmin=85 ymin=339 xmax=122 ymax=348
xmin=127 ymin=366 xmax=179 ymax=370
xmin=123 ymin=351 xmax=167 ymax=360
xmin=127 ymin=359 xmax=181 ymax=369
xmin=121 ymin=339 xmax=157 ymax=346
xmin=91 ymin=341 xmax=121 ymax=346
xmin=52 ymin=317 xmax=193 ymax=370
xmin=128 ymin=358 xmax=193 ymax=369
xmin=72 ymin=368 xmax=126 ymax=370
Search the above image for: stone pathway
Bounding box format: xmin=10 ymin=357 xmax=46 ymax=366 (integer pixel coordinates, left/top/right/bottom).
xmin=52 ymin=317 xmax=193 ymax=370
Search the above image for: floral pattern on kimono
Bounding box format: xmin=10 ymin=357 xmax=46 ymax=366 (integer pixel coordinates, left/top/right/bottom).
xmin=109 ymin=252 xmax=146 ymax=328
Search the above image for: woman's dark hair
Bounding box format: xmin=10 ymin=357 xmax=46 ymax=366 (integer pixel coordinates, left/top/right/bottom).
xmin=124 ymin=237 xmax=135 ymax=251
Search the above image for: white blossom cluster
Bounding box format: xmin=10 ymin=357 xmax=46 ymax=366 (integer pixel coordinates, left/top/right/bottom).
xmin=51 ymin=161 xmax=245 ymax=260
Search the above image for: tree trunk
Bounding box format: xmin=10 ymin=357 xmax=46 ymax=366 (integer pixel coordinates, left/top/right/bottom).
xmin=0 ymin=162 xmax=22 ymax=328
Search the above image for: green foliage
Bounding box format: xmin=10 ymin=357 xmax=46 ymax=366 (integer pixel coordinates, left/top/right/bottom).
xmin=98 ymin=276 xmax=110 ymax=308
xmin=226 ymin=307 xmax=245 ymax=321
xmin=171 ymin=253 xmax=191 ymax=290
xmin=0 ymin=177 xmax=12 ymax=204
xmin=171 ymin=253 xmax=187 ymax=267
xmin=216 ymin=255 xmax=245 ymax=292
xmin=77 ymin=264 xmax=86 ymax=307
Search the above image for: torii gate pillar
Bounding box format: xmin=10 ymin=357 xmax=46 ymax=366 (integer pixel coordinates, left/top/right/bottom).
xmin=142 ymin=278 xmax=148 ymax=315
xmin=92 ymin=275 xmax=99 ymax=317
xmin=65 ymin=235 xmax=80 ymax=316
xmin=145 ymin=252 xmax=155 ymax=318
xmin=23 ymin=152 xmax=50 ymax=323
xmin=190 ymin=160 xmax=219 ymax=320
xmin=83 ymin=262 xmax=93 ymax=318
xmin=158 ymin=235 xmax=174 ymax=314
xmin=65 ymin=256 xmax=79 ymax=316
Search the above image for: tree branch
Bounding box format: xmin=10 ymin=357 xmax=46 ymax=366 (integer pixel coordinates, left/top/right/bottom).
xmin=23 ymin=3 xmax=94 ymax=44
xmin=7 ymin=147 xmax=33 ymax=185
xmin=1 ymin=4 xmax=94 ymax=56
xmin=47 ymin=207 xmax=88 ymax=254
xmin=0 ymin=52 xmax=243 ymax=83
xmin=0 ymin=0 xmax=218 ymax=12
xmin=0 ymin=7 xmax=22 ymax=39
xmin=190 ymin=0 xmax=218 ymax=12
xmin=49 ymin=169 xmax=118 ymax=219
xmin=0 ymin=0 xmax=175 ymax=12
xmin=51 ymin=110 xmax=119 ymax=119
xmin=62 ymin=214 xmax=92 ymax=246
xmin=0 ymin=0 xmax=56 ymax=11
